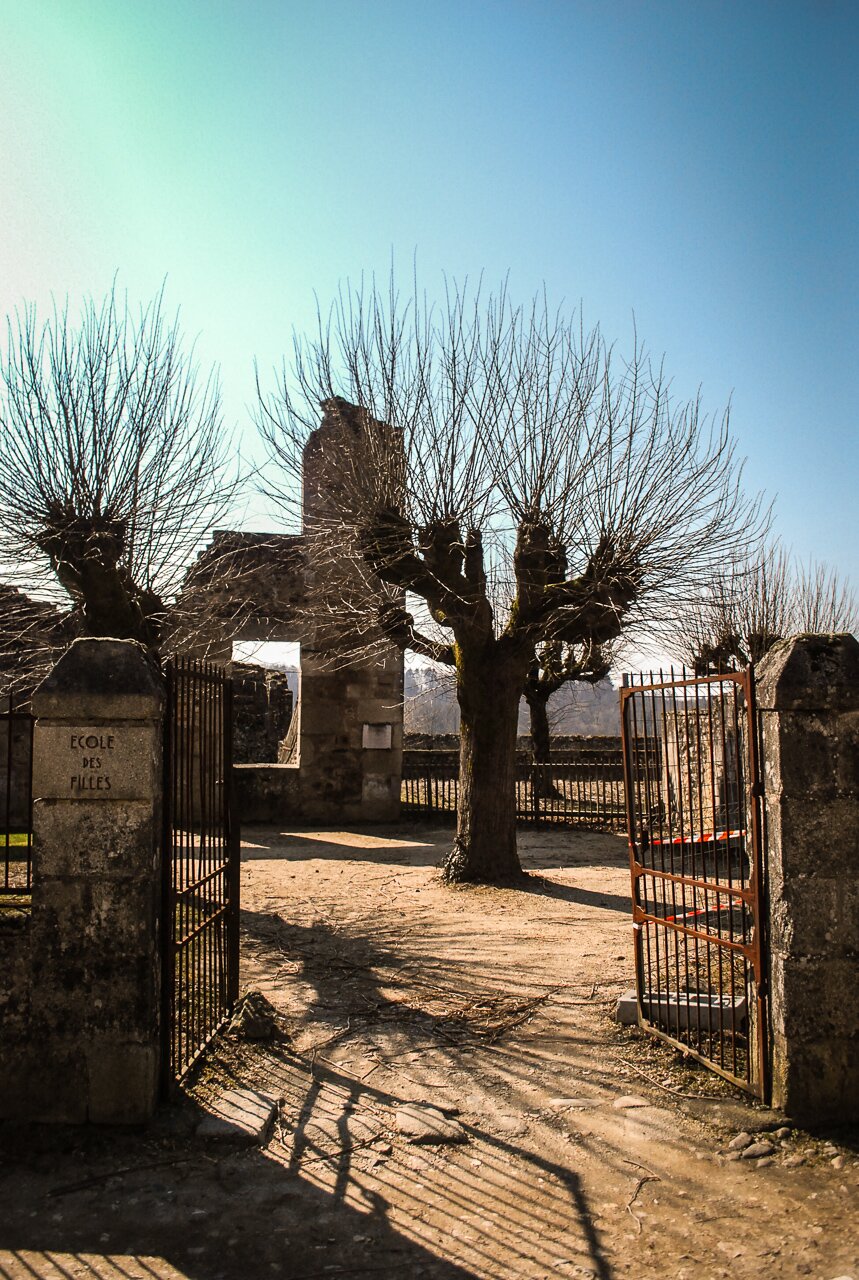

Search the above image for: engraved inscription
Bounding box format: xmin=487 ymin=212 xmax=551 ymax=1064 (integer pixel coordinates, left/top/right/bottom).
xmin=69 ymin=731 xmax=116 ymax=793
xmin=34 ymin=724 xmax=155 ymax=802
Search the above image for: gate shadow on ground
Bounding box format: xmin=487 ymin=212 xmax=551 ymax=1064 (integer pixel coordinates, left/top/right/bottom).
xmin=235 ymin=883 xmax=757 ymax=1277
xmin=0 ymin=1112 xmax=477 ymax=1280
xmin=224 ymin=906 xmax=619 ymax=1277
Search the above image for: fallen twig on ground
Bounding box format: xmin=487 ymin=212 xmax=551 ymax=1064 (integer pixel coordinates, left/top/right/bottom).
xmin=613 ymin=1055 xmax=728 ymax=1101
xmin=626 ymin=1172 xmax=660 ymax=1233
xmin=49 ymin=1155 xmax=191 ymax=1198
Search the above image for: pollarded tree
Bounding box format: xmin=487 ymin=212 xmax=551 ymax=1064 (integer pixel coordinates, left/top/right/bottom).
xmin=679 ymin=541 xmax=857 ymax=673
xmin=257 ymin=278 xmax=764 ymax=884
xmin=0 ymin=285 xmax=241 ymax=652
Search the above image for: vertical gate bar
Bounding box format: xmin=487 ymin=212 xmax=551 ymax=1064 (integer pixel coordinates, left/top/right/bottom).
xmin=675 ymin=672 xmax=693 ymax=1046
xmin=664 ymin=672 xmax=684 ymax=1042
xmin=210 ymin=667 xmax=218 ymax=1034
xmin=4 ymin=694 xmax=11 ymax=889
xmin=688 ymin=673 xmax=705 ymax=1056
xmin=621 ymin=677 xmax=649 ymax=1024
xmin=226 ymin=672 xmax=240 ymax=1007
xmin=205 ymin=667 xmax=213 ymax=1043
xmin=725 ymin=679 xmax=741 ymax=1080
xmin=744 ymin=664 xmax=768 ymax=1099
xmin=160 ymin=660 xmax=175 ymax=1095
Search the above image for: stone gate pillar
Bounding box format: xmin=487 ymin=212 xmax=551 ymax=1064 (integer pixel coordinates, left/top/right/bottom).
xmin=29 ymin=638 xmax=164 ymax=1123
xmin=756 ymin=633 xmax=859 ymax=1124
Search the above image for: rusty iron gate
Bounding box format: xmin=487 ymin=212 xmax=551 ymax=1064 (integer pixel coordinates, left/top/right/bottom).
xmin=620 ymin=668 xmax=768 ymax=1099
xmin=161 ymin=658 xmax=240 ymax=1088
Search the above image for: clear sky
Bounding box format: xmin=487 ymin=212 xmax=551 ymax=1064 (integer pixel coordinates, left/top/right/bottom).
xmin=1 ymin=0 xmax=856 ymax=586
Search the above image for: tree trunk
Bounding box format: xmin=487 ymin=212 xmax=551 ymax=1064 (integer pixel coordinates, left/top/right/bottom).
xmin=526 ymin=688 xmax=551 ymax=763
xmin=525 ymin=687 xmax=562 ymax=799
xmin=443 ymin=648 xmax=525 ymax=884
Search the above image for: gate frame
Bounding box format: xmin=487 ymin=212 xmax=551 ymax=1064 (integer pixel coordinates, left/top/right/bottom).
xmin=160 ymin=657 xmax=240 ymax=1093
xmin=620 ymin=666 xmax=769 ymax=1100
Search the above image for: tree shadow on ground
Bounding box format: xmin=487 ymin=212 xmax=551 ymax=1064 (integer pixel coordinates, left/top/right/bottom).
xmin=241 ymin=826 xmax=446 ymax=868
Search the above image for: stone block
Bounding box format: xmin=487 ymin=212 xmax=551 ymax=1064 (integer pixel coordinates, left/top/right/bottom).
xmin=770 ymin=954 xmax=859 ymax=1041
xmin=33 ymin=723 xmax=161 ymax=803
xmin=764 ymin=795 xmax=859 ymax=877
xmin=87 ymin=1041 xmax=159 ymax=1124
xmin=769 ymin=877 xmax=859 ymax=956
xmin=771 ymin=1034 xmax=859 ymax=1124
xmin=32 ymin=799 xmax=158 ymax=879
xmin=7 ymin=1045 xmax=90 ymax=1123
xmin=196 ymin=1087 xmax=279 ymax=1143
xmin=756 ymin=633 xmax=859 ymax=713
xmin=32 ymin=637 xmax=164 ymax=722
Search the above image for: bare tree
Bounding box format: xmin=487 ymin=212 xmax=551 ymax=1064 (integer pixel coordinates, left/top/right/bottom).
xmin=679 ymin=541 xmax=857 ymax=673
xmin=258 ymin=277 xmax=764 ymax=884
xmin=0 ymin=285 xmax=242 ymax=653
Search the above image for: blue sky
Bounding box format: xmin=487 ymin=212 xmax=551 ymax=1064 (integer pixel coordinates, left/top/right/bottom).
xmin=1 ymin=0 xmax=856 ymax=585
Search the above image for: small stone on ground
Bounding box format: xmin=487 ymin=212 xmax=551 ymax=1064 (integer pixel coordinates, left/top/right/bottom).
xmin=395 ymin=1103 xmax=466 ymax=1143
xmin=196 ymin=1087 xmax=280 ymax=1143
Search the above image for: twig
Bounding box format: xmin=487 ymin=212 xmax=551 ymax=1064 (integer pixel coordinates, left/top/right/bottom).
xmin=49 ymin=1155 xmax=190 ymax=1198
xmin=613 ymin=1056 xmax=726 ymax=1101
xmin=285 ymin=1134 xmax=383 ymax=1172
xmin=307 ymin=1019 xmax=353 ymax=1074
xmin=626 ymin=1172 xmax=660 ymax=1233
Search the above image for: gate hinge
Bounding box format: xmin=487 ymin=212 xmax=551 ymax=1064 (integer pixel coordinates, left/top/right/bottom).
xmin=750 ymin=781 xmax=764 ymax=798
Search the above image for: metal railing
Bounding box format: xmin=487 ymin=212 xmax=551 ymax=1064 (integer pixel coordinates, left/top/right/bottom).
xmin=161 ymin=658 xmax=239 ymax=1088
xmin=1 ymin=693 xmax=34 ymax=901
xmin=402 ymin=747 xmax=630 ymax=831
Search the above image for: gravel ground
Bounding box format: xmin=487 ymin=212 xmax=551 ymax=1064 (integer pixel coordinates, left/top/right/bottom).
xmin=1 ymin=823 xmax=856 ymax=1280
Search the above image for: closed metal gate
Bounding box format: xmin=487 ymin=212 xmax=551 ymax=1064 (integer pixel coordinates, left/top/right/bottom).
xmin=620 ymin=668 xmax=768 ymax=1099
xmin=162 ymin=658 xmax=240 ymax=1088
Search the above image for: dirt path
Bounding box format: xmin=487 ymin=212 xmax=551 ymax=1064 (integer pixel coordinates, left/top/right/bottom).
xmin=1 ymin=823 xmax=856 ymax=1280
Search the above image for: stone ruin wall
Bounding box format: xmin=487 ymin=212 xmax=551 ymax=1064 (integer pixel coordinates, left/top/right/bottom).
xmin=183 ymin=401 xmax=405 ymax=824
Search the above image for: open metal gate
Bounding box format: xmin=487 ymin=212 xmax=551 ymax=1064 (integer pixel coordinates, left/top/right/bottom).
xmin=620 ymin=668 xmax=768 ymax=1099
xmin=162 ymin=658 xmax=240 ymax=1089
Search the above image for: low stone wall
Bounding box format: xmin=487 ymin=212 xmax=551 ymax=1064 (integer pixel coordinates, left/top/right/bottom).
xmin=235 ymin=752 xmax=402 ymax=825
xmin=404 ymin=733 xmax=622 ymax=754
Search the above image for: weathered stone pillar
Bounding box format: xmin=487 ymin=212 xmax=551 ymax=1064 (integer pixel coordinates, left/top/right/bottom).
xmin=756 ymin=633 xmax=859 ymax=1124
xmin=29 ymin=638 xmax=164 ymax=1123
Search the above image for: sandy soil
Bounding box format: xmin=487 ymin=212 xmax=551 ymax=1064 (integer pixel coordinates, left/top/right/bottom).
xmin=1 ymin=822 xmax=856 ymax=1280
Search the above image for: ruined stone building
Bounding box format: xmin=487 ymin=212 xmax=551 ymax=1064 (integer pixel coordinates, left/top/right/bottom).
xmin=181 ymin=399 xmax=405 ymax=823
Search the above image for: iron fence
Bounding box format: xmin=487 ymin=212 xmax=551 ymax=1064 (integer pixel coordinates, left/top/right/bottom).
xmin=162 ymin=658 xmax=239 ymax=1088
xmin=620 ymin=667 xmax=767 ymax=1099
xmin=1 ymin=693 xmax=34 ymax=900
xmin=402 ymin=747 xmax=630 ymax=831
